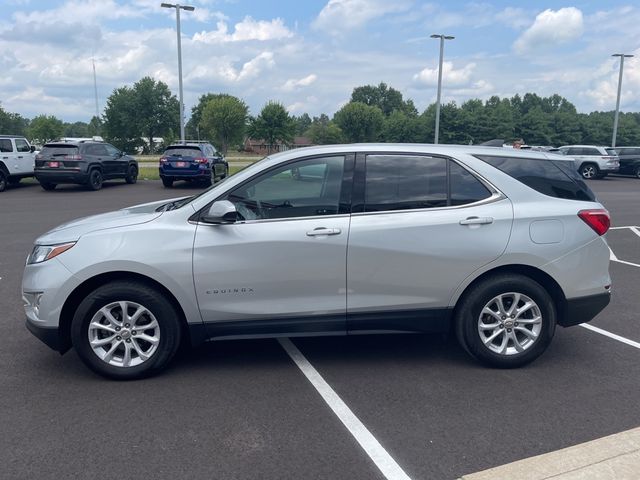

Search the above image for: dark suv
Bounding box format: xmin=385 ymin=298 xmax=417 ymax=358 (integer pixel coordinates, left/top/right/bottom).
xmin=159 ymin=142 xmax=228 ymax=188
xmin=35 ymin=141 xmax=138 ymax=191
xmin=615 ymin=147 xmax=640 ymax=178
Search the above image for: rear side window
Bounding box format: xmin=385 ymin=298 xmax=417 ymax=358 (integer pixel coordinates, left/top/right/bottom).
xmin=583 ymin=147 xmax=601 ymax=156
xmin=0 ymin=139 xmax=12 ymax=152
xmin=605 ymin=148 xmax=617 ymax=156
xmin=476 ymin=155 xmax=595 ymax=202
xmin=164 ymin=147 xmax=201 ymax=157
xmin=363 ymin=155 xmax=492 ymax=212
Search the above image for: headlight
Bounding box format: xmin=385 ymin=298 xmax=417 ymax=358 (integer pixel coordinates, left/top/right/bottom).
xmin=27 ymin=242 xmax=76 ymax=265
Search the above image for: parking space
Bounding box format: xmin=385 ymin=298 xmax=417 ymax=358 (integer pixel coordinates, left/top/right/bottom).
xmin=1 ymin=175 xmax=639 ymax=479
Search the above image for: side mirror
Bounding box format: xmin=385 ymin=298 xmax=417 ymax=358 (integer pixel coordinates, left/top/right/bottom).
xmin=120 ymin=151 xmax=126 ymax=157
xmin=201 ymin=200 xmax=238 ymax=224
xmin=30 ymin=145 xmax=36 ymax=153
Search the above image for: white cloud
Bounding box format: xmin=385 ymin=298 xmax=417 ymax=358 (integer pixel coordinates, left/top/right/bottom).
xmin=193 ymin=16 xmax=293 ymax=43
xmin=312 ymin=0 xmax=411 ymax=35
xmin=413 ymin=62 xmax=477 ymax=87
xmin=282 ymin=74 xmax=318 ymax=91
xmin=513 ymin=7 xmax=584 ymax=54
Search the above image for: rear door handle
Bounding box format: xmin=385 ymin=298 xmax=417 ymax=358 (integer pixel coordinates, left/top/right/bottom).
xmin=306 ymin=227 xmax=342 ymax=236
xmin=459 ymin=216 xmax=494 ymax=225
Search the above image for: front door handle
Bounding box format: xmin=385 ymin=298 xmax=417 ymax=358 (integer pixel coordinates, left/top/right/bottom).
xmin=459 ymin=216 xmax=494 ymax=226
xmin=306 ymin=227 xmax=342 ymax=236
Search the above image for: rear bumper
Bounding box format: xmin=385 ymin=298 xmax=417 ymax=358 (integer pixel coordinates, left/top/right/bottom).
xmin=35 ymin=170 xmax=88 ymax=184
xmin=559 ymin=292 xmax=611 ymax=327
xmin=160 ymin=169 xmax=211 ymax=179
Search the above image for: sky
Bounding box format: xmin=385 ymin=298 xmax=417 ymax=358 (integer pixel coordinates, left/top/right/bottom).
xmin=1 ymin=0 xmax=639 ymax=122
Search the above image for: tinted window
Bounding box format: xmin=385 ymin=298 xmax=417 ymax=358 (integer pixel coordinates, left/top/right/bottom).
xmin=164 ymin=147 xmax=201 ymax=157
xmin=450 ymin=161 xmax=492 ymax=206
xmin=226 ymin=156 xmax=345 ymax=220
xmin=566 ymin=148 xmax=580 ymax=155
xmin=0 ymin=139 xmax=12 ymax=152
xmin=85 ymin=144 xmax=108 ymax=156
xmin=364 ymin=155 xmax=447 ymax=211
xmin=105 ymin=144 xmax=120 ymax=156
xmin=15 ymin=138 xmax=30 ymax=152
xmin=476 ymin=155 xmax=595 ymax=202
xmin=40 ymin=145 xmax=79 ymax=156
xmin=583 ymin=148 xmax=600 ymax=156
xmin=605 ymin=148 xmax=617 ymax=156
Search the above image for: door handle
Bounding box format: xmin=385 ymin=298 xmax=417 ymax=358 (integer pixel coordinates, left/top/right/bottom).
xmin=17 ymin=156 xmax=23 ymax=159
xmin=306 ymin=227 xmax=341 ymax=236
xmin=459 ymin=216 xmax=494 ymax=226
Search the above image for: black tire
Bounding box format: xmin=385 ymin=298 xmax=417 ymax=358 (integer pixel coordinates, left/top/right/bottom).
xmin=87 ymin=169 xmax=103 ymax=191
xmin=202 ymin=173 xmax=212 ymax=187
xmin=70 ymin=281 xmax=182 ymax=380
xmin=579 ymin=163 xmax=599 ymax=180
xmin=454 ymin=274 xmax=556 ymax=368
xmin=40 ymin=182 xmax=56 ymax=191
xmin=0 ymin=170 xmax=6 ymax=192
xmin=125 ymin=165 xmax=138 ymax=184
xmin=634 ymin=166 xmax=640 ymax=179
xmin=220 ymin=166 xmax=228 ymax=179
xmin=8 ymin=177 xmax=21 ymax=186
xmin=162 ymin=177 xmax=173 ymax=188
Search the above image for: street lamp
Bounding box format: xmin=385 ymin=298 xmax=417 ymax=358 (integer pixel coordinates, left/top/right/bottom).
xmin=161 ymin=3 xmax=195 ymax=144
xmin=611 ymin=53 xmax=634 ymax=148
xmin=430 ymin=34 xmax=454 ymax=144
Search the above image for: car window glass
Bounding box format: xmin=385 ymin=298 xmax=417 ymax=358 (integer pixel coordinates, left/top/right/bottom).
xmin=476 ymin=155 xmax=595 ymax=202
xmin=584 ymin=148 xmax=600 ymax=155
xmin=0 ymin=139 xmax=12 ymax=152
xmin=364 ymin=155 xmax=447 ymax=212
xmin=105 ymin=144 xmax=120 ymax=156
xmin=226 ymin=156 xmax=345 ymax=221
xmin=567 ymin=148 xmax=580 ymax=155
xmin=15 ymin=138 xmax=30 ymax=152
xmin=449 ymin=161 xmax=492 ymax=206
xmin=164 ymin=147 xmax=201 ymax=157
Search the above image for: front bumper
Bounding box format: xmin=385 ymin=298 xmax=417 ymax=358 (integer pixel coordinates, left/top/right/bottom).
xmin=25 ymin=318 xmax=62 ymax=352
xmin=559 ymin=292 xmax=611 ymax=327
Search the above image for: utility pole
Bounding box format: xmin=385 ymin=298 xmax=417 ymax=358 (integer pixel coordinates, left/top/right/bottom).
xmin=611 ymin=53 xmax=634 ymax=148
xmin=430 ymin=34 xmax=454 ymax=144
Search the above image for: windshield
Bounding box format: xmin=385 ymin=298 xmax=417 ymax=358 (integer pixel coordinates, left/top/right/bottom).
xmin=156 ymin=157 xmax=268 ymax=211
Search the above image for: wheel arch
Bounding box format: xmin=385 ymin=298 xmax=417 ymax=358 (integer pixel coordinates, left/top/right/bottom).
xmin=59 ymin=271 xmax=194 ymax=354
xmin=452 ymin=264 xmax=567 ymax=325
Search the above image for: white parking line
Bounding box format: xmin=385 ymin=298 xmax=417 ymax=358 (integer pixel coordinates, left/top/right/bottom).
xmin=278 ymin=338 xmax=412 ymax=480
xmin=580 ymin=324 xmax=640 ymax=350
xmin=609 ymin=247 xmax=640 ymax=268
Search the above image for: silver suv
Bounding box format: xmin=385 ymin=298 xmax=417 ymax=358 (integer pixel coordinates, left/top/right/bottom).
xmin=22 ymin=144 xmax=612 ymax=379
xmin=557 ymin=145 xmax=619 ymax=179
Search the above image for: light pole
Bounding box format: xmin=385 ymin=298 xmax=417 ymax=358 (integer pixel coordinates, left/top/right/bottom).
xmin=430 ymin=34 xmax=454 ymax=144
xmin=161 ymin=3 xmax=195 ymax=144
xmin=611 ymin=53 xmax=634 ymax=148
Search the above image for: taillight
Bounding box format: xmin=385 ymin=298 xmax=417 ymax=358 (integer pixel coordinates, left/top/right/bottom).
xmin=195 ymin=157 xmax=208 ymax=164
xmin=64 ymin=154 xmax=82 ymax=160
xmin=578 ymin=209 xmax=610 ymax=236
xmin=35 ymin=154 xmax=43 ymax=160
xmin=160 ymin=157 xmax=168 ymax=163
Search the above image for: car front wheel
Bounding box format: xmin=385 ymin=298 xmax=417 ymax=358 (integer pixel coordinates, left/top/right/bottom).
xmin=455 ymin=274 xmax=556 ymax=368
xmin=71 ymin=281 xmax=182 ymax=379
xmin=635 ymin=166 xmax=640 ymax=179
xmin=0 ymin=171 xmax=7 ymax=192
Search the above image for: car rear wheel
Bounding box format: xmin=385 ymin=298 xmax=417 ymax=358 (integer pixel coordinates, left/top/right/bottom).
xmin=88 ymin=169 xmax=103 ymax=191
xmin=634 ymin=166 xmax=640 ymax=179
xmin=125 ymin=165 xmax=138 ymax=184
xmin=40 ymin=182 xmax=56 ymax=191
xmin=0 ymin=171 xmax=7 ymax=192
xmin=71 ymin=281 xmax=182 ymax=379
xmin=162 ymin=177 xmax=173 ymax=188
xmin=455 ymin=274 xmax=556 ymax=368
xmin=579 ymin=163 xmax=599 ymax=179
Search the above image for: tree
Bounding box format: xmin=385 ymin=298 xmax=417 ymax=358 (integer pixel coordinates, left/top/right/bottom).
xmin=28 ymin=115 xmax=64 ymax=143
xmin=293 ymin=113 xmax=312 ymax=135
xmin=186 ymin=93 xmax=218 ymax=138
xmin=305 ymin=115 xmax=345 ymax=144
xmin=333 ymin=102 xmax=384 ymax=142
xmin=63 ymin=121 xmax=89 ymax=137
xmin=0 ymin=106 xmax=29 ymax=136
xmin=247 ymin=101 xmax=295 ymax=152
xmin=383 ymin=110 xmax=424 ymax=143
xmin=87 ymin=116 xmax=102 ymax=137
xmin=200 ymin=94 xmax=248 ymax=154
xmin=351 ymin=82 xmax=416 ymax=116
xmin=103 ymin=77 xmax=179 ymax=153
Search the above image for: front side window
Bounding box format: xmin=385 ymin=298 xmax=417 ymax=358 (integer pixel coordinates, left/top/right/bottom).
xmin=0 ymin=139 xmax=12 ymax=152
xmin=226 ymin=156 xmax=346 ymax=221
xmin=105 ymin=144 xmax=120 ymax=156
xmin=15 ymin=138 xmax=30 ymax=152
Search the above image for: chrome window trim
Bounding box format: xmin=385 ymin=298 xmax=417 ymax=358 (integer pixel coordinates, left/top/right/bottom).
xmin=193 ymin=213 xmax=351 ymax=226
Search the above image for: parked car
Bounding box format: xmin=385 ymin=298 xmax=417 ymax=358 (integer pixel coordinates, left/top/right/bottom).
xmin=557 ymin=145 xmax=619 ymax=179
xmin=23 ymin=144 xmax=611 ymax=379
xmin=35 ymin=140 xmax=138 ymax=191
xmin=0 ymin=134 xmax=36 ymax=192
xmin=159 ymin=142 xmax=228 ymax=188
xmin=614 ymin=147 xmax=640 ymax=178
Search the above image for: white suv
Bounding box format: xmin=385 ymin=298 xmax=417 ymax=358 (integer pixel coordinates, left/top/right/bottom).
xmin=557 ymin=145 xmax=619 ymax=179
xmin=22 ymin=144 xmax=612 ymax=379
xmin=0 ymin=135 xmax=36 ymax=192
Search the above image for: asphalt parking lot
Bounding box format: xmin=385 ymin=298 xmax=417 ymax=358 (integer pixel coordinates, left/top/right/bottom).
xmin=1 ymin=175 xmax=639 ymax=480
